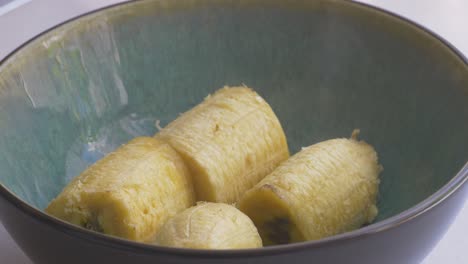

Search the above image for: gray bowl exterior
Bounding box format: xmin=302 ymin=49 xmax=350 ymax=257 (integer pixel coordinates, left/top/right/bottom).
xmin=0 ymin=0 xmax=468 ymax=263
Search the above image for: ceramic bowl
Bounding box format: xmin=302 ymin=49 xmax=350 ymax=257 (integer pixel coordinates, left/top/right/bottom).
xmin=0 ymin=0 xmax=467 ymax=263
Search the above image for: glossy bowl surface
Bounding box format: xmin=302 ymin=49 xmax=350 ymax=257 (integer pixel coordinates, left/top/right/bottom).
xmin=0 ymin=0 xmax=467 ymax=263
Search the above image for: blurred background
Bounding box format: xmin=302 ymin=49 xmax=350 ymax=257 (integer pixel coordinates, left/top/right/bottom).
xmin=0 ymin=0 xmax=467 ymax=263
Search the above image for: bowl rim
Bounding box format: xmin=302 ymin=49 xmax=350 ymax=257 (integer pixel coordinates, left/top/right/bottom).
xmin=1 ymin=0 xmax=467 ymax=258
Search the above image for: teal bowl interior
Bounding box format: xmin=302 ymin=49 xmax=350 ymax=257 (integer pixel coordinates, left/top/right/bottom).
xmin=0 ymin=0 xmax=467 ymax=225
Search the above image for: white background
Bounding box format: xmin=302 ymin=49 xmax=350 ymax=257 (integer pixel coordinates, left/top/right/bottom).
xmin=0 ymin=0 xmax=467 ymax=263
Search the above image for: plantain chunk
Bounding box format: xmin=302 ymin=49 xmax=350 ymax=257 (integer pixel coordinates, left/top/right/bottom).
xmin=154 ymin=202 xmax=262 ymax=249
xmin=46 ymin=137 xmax=195 ymax=242
xmin=155 ymin=86 xmax=289 ymax=203
xmin=238 ymin=132 xmax=381 ymax=245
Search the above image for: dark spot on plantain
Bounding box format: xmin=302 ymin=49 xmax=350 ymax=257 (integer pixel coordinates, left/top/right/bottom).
xmin=264 ymin=217 xmax=290 ymax=244
xmin=82 ymin=215 xmax=104 ymax=233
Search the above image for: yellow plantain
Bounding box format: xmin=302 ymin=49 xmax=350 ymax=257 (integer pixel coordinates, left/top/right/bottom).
xmin=155 ymin=86 xmax=289 ymax=203
xmin=237 ymin=131 xmax=381 ymax=245
xmin=46 ymin=137 xmax=195 ymax=242
xmin=154 ymin=202 xmax=262 ymax=249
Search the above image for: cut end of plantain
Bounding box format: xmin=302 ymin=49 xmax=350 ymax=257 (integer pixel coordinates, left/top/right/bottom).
xmin=46 ymin=137 xmax=196 ymax=242
xmin=238 ymin=136 xmax=381 ymax=245
xmin=155 ymin=86 xmax=289 ymax=203
xmin=154 ymin=202 xmax=262 ymax=249
xmin=237 ymin=185 xmax=304 ymax=245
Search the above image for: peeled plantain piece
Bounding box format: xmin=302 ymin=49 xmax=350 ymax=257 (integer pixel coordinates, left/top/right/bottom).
xmin=154 ymin=202 xmax=262 ymax=249
xmin=155 ymin=86 xmax=289 ymax=203
xmin=46 ymin=137 xmax=195 ymax=242
xmin=237 ymin=131 xmax=381 ymax=245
